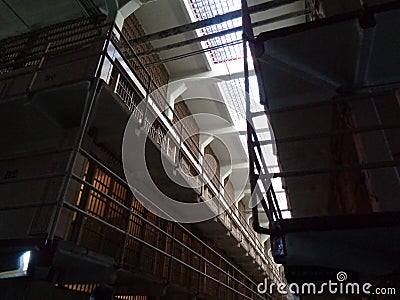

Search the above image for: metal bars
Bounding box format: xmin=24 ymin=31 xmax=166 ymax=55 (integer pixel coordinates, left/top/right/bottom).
xmin=130 ymin=0 xmax=303 ymax=44
xmin=0 ymin=16 xmax=280 ymax=296
xmin=242 ymin=0 xmax=283 ymax=235
xmin=111 ymin=23 xmax=274 ymax=267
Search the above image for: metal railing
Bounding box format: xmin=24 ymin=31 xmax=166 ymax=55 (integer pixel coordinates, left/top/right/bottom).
xmin=63 ymin=148 xmax=271 ymax=299
xmin=241 ymin=0 xmax=285 ymax=241
xmin=0 ymin=16 xmax=283 ymax=298
xmin=100 ymin=23 xmax=281 ymax=278
xmin=0 ymin=15 xmax=276 ymax=274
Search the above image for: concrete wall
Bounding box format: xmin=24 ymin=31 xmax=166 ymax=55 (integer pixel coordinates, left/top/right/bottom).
xmin=0 ymin=126 xmax=88 ymax=240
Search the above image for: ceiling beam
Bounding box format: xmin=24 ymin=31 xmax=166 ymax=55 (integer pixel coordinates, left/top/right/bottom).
xmin=130 ymin=0 xmax=303 ymax=44
xmin=137 ymin=9 xmax=311 ymax=56
xmin=264 ymin=159 xmax=400 ymax=179
xmin=171 ymin=62 xmax=255 ymax=82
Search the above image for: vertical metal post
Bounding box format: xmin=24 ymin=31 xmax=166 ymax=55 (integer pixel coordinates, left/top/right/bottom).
xmin=200 ymin=152 xmax=205 ymax=200
xmin=218 ymin=255 xmax=223 ymax=299
xmin=69 ymin=160 xmax=97 ymax=243
xmin=139 ymin=73 xmax=152 ymax=130
xmin=175 ymin=122 xmax=184 ymax=169
xmin=134 ymin=208 xmax=148 ymax=271
xmin=201 ymin=241 xmax=207 ymax=295
xmin=120 ymin=195 xmax=135 ymax=267
xmin=242 ymin=0 xmax=259 ymax=232
xmin=47 ymin=24 xmax=114 ymax=242
xmin=27 ymin=42 xmax=51 ymax=92
xmin=218 ymin=189 xmax=221 ymax=217
xmin=167 ymin=223 xmax=177 ymax=284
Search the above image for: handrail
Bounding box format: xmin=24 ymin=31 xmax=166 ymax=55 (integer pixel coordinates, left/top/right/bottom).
xmin=111 ymin=22 xmax=270 ymax=244
xmin=241 ymin=0 xmax=285 ymax=253
xmin=70 ymin=173 xmax=259 ymax=296
xmin=78 ymin=144 xmax=277 ymax=286
xmin=77 ymin=146 xmax=269 ymax=288
xmin=106 ymin=22 xmax=284 ymax=278
xmin=0 ymin=19 xmax=280 ymax=282
xmin=64 ymin=201 xmax=263 ymax=300
xmin=0 ymin=21 xmax=112 ymax=74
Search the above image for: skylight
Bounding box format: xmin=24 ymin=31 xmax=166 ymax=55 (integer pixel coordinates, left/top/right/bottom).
xmin=219 ymin=75 xmax=260 ymax=123
xmin=186 ymin=0 xmax=291 ymax=218
xmin=189 ymin=0 xmax=243 ymax=64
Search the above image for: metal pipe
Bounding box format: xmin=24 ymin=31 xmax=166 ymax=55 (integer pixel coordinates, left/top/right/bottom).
xmin=69 ymin=173 xmax=259 ymax=292
xmin=256 ymin=123 xmax=400 ymax=145
xmin=110 ymin=31 xmax=215 ymax=169
xmin=144 ymin=40 xmax=242 ymax=66
xmin=259 ymin=189 xmax=274 ymax=223
xmin=63 ymin=201 xmax=262 ymax=299
xmin=0 ymin=20 xmax=275 ymax=291
xmin=136 ymin=9 xmax=311 ymax=57
xmin=79 ymin=149 xmax=126 ymax=184
xmin=266 ymin=190 xmax=279 ymax=221
xmin=80 ymin=124 xmax=268 ymax=268
xmin=47 ymin=24 xmax=114 ymax=242
xmin=69 ymin=24 xmax=276 ymax=284
xmin=137 ymin=27 xmax=243 ymax=57
xmin=243 ymin=0 xmax=265 ymax=237
xmin=130 ymin=0 xmax=302 ymax=44
xmin=0 ymin=173 xmax=67 ymax=185
xmin=166 ymin=223 xmax=176 ymax=284
xmin=69 ymin=161 xmax=97 ymax=244
xmin=0 ymin=201 xmax=58 ymax=211
xmin=251 ymin=128 xmax=281 ymax=218
xmin=110 ymin=41 xmax=257 ymax=241
xmin=270 ymin=187 xmax=283 ymax=220
xmin=277 ymin=211 xmax=400 ymax=234
xmin=119 ymin=194 xmax=135 ymax=267
xmin=264 ymin=159 xmax=400 ymax=178
xmin=241 ymin=0 xmax=274 ymax=237
xmin=252 ymin=7 xmax=311 ymax=28
xmin=27 ymin=42 xmax=51 ymax=92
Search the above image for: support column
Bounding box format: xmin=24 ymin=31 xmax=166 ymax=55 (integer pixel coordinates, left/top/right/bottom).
xmin=199 ymin=135 xmax=214 ymax=161
xmin=166 ymin=82 xmax=187 ymax=120
xmin=105 ymin=0 xmax=155 ymax=29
